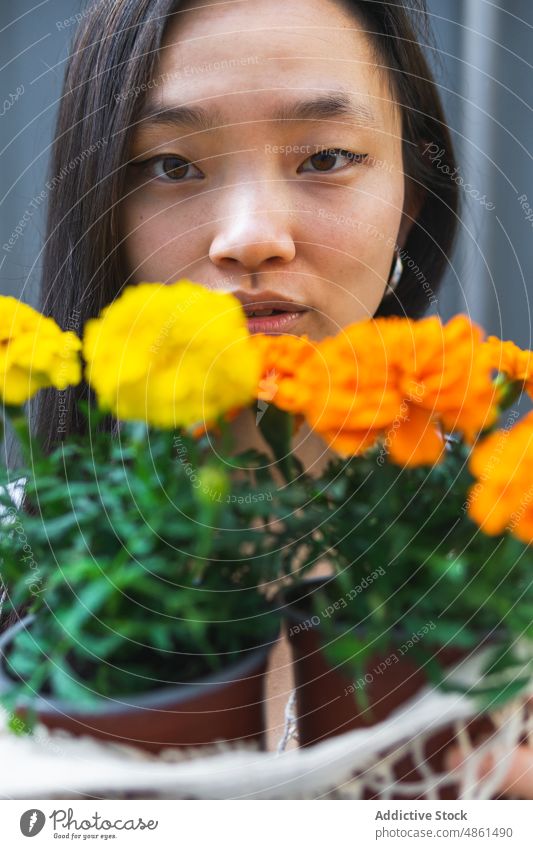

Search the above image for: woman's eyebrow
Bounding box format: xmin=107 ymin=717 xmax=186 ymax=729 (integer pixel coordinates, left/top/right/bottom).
xmin=135 ymin=92 xmax=380 ymax=132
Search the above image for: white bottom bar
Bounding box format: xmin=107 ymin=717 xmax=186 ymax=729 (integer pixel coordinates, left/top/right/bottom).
xmin=0 ymin=799 xmax=531 ymax=848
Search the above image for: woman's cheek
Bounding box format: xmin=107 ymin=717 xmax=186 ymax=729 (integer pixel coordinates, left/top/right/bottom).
xmin=355 ymin=185 xmax=404 ymax=277
xmin=309 ymin=202 xmax=402 ymax=326
xmin=121 ymin=200 xmax=188 ymax=283
xmin=314 ymin=203 xmax=396 ymax=281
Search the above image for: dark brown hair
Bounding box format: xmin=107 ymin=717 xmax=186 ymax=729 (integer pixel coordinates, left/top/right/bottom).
xmin=34 ymin=0 xmax=460 ymax=456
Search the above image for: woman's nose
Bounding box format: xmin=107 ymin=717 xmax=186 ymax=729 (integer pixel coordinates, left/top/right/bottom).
xmin=208 ymin=192 xmax=296 ymax=272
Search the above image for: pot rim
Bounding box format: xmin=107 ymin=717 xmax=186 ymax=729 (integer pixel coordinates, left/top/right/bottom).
xmin=0 ymin=614 xmax=279 ymax=717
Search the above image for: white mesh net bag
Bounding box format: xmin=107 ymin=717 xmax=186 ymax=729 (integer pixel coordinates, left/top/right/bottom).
xmin=0 ymin=647 xmax=531 ymax=800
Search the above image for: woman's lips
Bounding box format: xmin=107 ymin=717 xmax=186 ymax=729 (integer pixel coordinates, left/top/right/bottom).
xmin=246 ymin=310 xmax=308 ymax=334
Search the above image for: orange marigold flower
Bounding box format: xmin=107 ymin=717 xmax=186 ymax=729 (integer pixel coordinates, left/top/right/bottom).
xmin=388 ymin=314 xmax=500 ymax=465
xmin=250 ymin=314 xmax=500 ymax=468
xmin=467 ymin=410 xmax=533 ymax=545
xmin=304 ymin=314 xmax=498 ymax=466
xmin=363 ymin=314 xmax=497 ymax=467
xmin=251 ymin=333 xmax=318 ymax=413
xmin=482 ymin=335 xmax=533 ymax=399
xmin=298 ymin=319 xmax=409 ymax=458
xmin=356 ymin=316 xmax=446 ymax=466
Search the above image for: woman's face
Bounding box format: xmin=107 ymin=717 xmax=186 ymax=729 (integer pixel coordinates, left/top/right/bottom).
xmin=119 ymin=0 xmax=406 ymax=341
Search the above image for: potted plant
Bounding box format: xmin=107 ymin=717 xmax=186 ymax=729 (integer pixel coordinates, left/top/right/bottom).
xmin=0 ymin=281 xmax=308 ymax=753
xmin=253 ymin=314 xmax=533 ymax=795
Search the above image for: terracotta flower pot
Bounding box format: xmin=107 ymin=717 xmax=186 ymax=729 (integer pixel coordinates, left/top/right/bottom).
xmin=285 ymin=581 xmax=501 ymax=799
xmin=0 ymin=615 xmax=277 ymax=754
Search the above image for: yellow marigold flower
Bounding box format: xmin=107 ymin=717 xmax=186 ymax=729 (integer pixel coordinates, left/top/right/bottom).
xmin=251 ymin=332 xmax=318 ymax=413
xmin=82 ymin=280 xmax=260 ymax=428
xmin=482 ymin=335 xmax=533 ymax=399
xmin=0 ymin=295 xmax=82 ymax=405
xmin=467 ymin=410 xmax=533 ymax=544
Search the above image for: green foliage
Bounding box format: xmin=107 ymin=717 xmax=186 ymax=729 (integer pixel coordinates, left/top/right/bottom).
xmin=298 ymin=437 xmax=533 ymax=708
xmin=3 ymin=393 xmax=533 ymax=724
xmin=0 ymin=402 xmax=311 ymax=715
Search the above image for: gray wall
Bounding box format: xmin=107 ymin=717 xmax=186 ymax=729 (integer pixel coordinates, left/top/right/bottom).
xmin=425 ymin=0 xmax=533 ymax=346
xmin=1 ymin=0 xmax=84 ymax=307
xmin=1 ymin=0 xmax=83 ymax=468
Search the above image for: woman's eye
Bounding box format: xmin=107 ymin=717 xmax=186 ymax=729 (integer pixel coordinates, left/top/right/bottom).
xmin=136 ymin=155 xmax=203 ymax=182
xmin=298 ymin=148 xmax=368 ymax=173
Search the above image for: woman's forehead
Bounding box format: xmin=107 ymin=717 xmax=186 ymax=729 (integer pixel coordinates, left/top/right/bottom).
xmin=149 ymin=0 xmax=399 ymax=130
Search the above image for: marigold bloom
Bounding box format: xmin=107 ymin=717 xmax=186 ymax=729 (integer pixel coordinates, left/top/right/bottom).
xmin=482 ymin=335 xmax=533 ymax=399
xmin=251 ymin=332 xmax=318 ymax=413
xmin=467 ymin=410 xmax=533 ymax=544
xmin=386 ymin=314 xmax=499 ymax=465
xmin=0 ymin=295 xmax=82 ymax=405
xmin=254 ymin=313 xmax=499 ymax=467
xmin=83 ymin=280 xmax=260 ymax=428
xmin=298 ymin=319 xmax=408 ymax=457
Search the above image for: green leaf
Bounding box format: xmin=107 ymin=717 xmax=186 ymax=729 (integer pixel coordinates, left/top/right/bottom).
xmin=73 ymin=632 xmax=125 ymax=659
xmin=57 ymin=578 xmax=117 ymax=634
xmin=49 ymin=663 xmax=102 ymax=707
xmin=322 ymin=631 xmax=370 ymax=671
xmin=36 ymin=513 xmax=84 ymax=539
xmin=425 ymin=623 xmax=479 ymax=649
